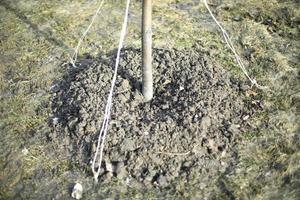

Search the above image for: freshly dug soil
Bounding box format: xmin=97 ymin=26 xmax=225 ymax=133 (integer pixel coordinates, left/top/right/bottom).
xmin=50 ymin=47 xmax=249 ymax=189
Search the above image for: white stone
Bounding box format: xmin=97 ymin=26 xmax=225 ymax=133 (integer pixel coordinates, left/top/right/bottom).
xmin=71 ymin=183 xmax=83 ymax=199
xmin=22 ymin=148 xmax=29 ymax=156
xmin=52 ymin=117 xmax=59 ymax=125
xmin=105 ymin=162 xmax=114 ymax=172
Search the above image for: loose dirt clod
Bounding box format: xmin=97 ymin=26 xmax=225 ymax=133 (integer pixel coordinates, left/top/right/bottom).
xmin=50 ymin=48 xmax=249 ymax=187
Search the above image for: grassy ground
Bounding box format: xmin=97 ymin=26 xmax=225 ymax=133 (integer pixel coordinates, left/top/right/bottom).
xmin=0 ymin=0 xmax=299 ymax=199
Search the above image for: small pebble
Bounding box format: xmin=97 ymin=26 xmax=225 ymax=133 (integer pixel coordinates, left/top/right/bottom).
xmin=157 ymin=175 xmax=168 ymax=187
xmin=192 ymin=114 xmax=199 ymax=123
xmin=105 ymin=162 xmax=114 ymax=172
xmin=200 ymin=116 xmax=211 ymax=130
xmin=233 ymin=16 xmax=242 ymax=21
xmin=162 ymin=104 xmax=169 ymax=110
xmin=50 ymin=84 xmax=60 ymax=93
xmin=22 ymin=148 xmax=29 ymax=156
xmin=228 ymin=124 xmax=240 ymax=134
xmin=242 ymin=115 xmax=250 ymax=121
xmin=71 ymin=183 xmax=83 ymax=200
xmin=144 ymin=131 xmax=149 ymax=135
xmin=52 ymin=117 xmax=59 ymax=125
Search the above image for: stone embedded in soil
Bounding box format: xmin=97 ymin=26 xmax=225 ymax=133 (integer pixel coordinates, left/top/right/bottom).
xmin=227 ymin=124 xmax=240 ymax=134
xmin=50 ymin=48 xmax=249 ymax=188
xmin=71 ymin=183 xmax=83 ymax=200
xmin=157 ymin=175 xmax=168 ymax=187
xmin=200 ymin=116 xmax=211 ymax=131
xmin=121 ymin=138 xmax=136 ymax=151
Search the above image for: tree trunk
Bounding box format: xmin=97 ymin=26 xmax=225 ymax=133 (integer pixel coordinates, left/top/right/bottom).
xmin=142 ymin=0 xmax=153 ymax=102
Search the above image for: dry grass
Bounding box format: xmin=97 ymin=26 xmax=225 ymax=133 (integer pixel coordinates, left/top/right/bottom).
xmin=0 ymin=0 xmax=299 ymax=199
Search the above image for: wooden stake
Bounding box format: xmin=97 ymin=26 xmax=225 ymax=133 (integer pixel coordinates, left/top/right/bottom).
xmin=142 ymin=0 xmax=153 ymax=102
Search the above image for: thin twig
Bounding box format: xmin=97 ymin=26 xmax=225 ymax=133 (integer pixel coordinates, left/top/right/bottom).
xmin=156 ymin=151 xmax=191 ymax=156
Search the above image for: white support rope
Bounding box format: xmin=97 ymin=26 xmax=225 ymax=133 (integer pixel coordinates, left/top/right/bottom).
xmin=203 ymin=0 xmax=267 ymax=90
xmin=91 ymin=0 xmax=131 ymax=182
xmin=70 ymin=0 xmax=105 ymax=67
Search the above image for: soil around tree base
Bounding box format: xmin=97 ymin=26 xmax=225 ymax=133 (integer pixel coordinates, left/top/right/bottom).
xmin=49 ymin=47 xmax=253 ymax=193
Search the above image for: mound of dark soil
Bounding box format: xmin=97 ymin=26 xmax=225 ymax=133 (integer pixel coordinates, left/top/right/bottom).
xmin=50 ymin=48 xmax=249 ymax=189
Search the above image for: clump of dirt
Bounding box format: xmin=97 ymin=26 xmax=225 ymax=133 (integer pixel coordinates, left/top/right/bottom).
xmin=49 ymin=48 xmax=250 ymax=189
